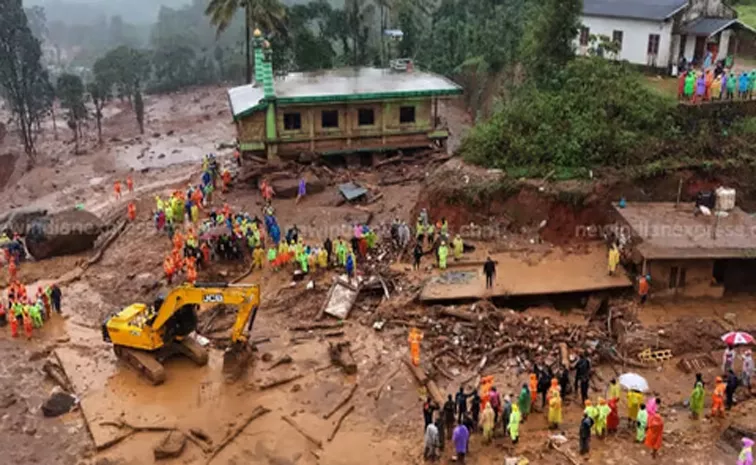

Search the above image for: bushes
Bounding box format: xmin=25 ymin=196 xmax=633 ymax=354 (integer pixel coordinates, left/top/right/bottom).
xmin=461 ymin=57 xmax=678 ymax=170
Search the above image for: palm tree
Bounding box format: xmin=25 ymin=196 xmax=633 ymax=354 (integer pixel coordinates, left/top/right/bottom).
xmin=205 ymin=0 xmax=287 ymax=84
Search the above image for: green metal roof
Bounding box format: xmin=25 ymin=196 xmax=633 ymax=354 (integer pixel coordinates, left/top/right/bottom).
xmin=228 ymin=67 xmax=463 ymax=120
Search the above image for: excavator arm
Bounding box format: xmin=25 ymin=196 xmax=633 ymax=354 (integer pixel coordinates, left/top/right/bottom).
xmin=150 ymin=282 xmax=261 ymax=341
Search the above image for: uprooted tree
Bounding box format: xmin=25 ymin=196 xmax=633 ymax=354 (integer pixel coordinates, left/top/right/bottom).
xmin=0 ymin=0 xmax=53 ymax=160
xmin=57 ymin=73 xmax=88 ymax=153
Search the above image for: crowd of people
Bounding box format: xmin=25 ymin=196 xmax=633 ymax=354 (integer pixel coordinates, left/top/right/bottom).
xmin=0 ymin=268 xmax=62 ymax=339
xmin=151 ymin=154 xmax=383 ymax=285
xmin=422 ymin=345 xmax=755 ymax=462
xmin=678 ymin=55 xmax=756 ymax=103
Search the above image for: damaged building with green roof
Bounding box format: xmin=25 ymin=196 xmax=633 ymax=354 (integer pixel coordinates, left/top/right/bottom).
xmin=227 ymin=30 xmax=463 ymax=161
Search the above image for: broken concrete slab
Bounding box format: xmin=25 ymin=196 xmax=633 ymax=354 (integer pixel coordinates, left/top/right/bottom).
xmin=154 ymin=431 xmax=187 ymax=460
xmin=338 ymin=183 xmax=368 ymax=201
xmin=323 ymin=278 xmax=360 ymax=320
xmin=271 ymin=173 xmax=325 ymax=199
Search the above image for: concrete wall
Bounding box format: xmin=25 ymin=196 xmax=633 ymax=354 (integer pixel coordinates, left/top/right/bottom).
xmin=577 ymin=15 xmax=675 ymax=68
xmin=647 ymin=258 xmax=724 ymax=298
xmin=682 ymin=0 xmax=735 ymax=23
xmin=261 ymin=98 xmax=437 ymax=157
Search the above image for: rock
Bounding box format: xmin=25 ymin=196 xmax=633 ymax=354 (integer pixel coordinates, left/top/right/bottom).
xmin=291 ymin=384 xmax=301 ymax=393
xmin=166 ymin=130 xmax=174 ymax=136
xmin=41 ymin=391 xmax=77 ymax=417
xmin=723 ymin=313 xmax=737 ymax=325
xmin=261 ymin=353 xmax=273 ymax=362
xmin=158 ymin=154 xmax=166 ymax=159
xmin=153 ymin=431 xmax=186 ymax=460
xmin=23 ymin=424 xmax=37 ymax=436
xmin=0 ymin=394 xmax=17 ymax=409
xmin=152 ymin=132 xmax=161 ymax=138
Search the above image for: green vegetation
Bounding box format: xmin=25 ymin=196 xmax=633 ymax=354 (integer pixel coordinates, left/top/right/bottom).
xmin=462 ymin=57 xmax=678 ymax=169
xmin=735 ymin=0 xmax=756 ymax=28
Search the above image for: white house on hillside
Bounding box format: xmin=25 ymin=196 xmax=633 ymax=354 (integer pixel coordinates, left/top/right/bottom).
xmin=577 ymin=0 xmax=756 ymax=72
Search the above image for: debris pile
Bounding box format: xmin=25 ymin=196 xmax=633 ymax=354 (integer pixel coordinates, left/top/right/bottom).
xmin=622 ymin=316 xmax=724 ymax=356
xmin=392 ymin=301 xmax=619 ymax=373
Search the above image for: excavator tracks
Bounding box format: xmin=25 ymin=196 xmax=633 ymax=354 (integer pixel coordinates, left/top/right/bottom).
xmin=114 ymin=346 xmax=166 ymax=385
xmin=177 ymin=337 xmax=209 ymax=366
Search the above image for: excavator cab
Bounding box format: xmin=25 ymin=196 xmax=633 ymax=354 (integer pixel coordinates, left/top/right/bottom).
xmin=102 ymin=283 xmax=261 ymax=385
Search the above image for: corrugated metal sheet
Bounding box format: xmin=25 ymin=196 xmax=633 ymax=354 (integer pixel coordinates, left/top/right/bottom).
xmin=338 ymin=182 xmax=368 ymax=201
xmin=680 ymin=18 xmax=756 ymax=37
xmin=227 ymin=84 xmax=265 ymax=118
xmin=583 ymin=0 xmax=686 ymax=21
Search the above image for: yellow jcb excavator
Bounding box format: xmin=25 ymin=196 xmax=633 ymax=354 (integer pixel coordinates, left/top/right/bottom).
xmin=101 ymin=282 xmax=260 ymax=385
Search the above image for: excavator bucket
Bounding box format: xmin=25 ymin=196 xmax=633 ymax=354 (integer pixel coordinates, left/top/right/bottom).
xmin=222 ymin=342 xmax=253 ymax=382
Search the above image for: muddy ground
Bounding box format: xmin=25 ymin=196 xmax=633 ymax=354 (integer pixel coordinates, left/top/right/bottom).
xmin=0 ymin=86 xmax=754 ymax=465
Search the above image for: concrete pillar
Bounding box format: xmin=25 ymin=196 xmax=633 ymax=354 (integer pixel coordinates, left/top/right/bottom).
xmin=684 ymin=34 xmax=696 ymax=60
xmin=720 ymin=30 xmax=732 ymax=58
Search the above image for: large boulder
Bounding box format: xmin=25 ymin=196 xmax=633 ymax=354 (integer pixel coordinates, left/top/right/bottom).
xmin=23 ymin=209 xmax=105 ymax=260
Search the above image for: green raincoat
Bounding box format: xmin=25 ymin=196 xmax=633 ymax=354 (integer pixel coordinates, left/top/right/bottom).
xmin=636 ymin=408 xmax=648 ymax=442
xmin=690 ymin=381 xmax=704 ymax=418
xmin=518 ymin=386 xmax=531 ymax=417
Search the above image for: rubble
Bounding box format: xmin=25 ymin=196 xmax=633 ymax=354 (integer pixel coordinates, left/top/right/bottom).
xmin=153 ymin=431 xmax=186 ymax=460
xmin=41 ymin=390 xmax=77 ymax=417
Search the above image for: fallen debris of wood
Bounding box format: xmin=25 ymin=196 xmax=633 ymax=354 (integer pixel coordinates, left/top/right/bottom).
xmin=329 ymin=342 xmax=357 ymax=374
xmin=290 ymin=322 xmax=344 ymax=332
xmin=402 ymin=357 xmax=444 ymax=405
xmin=439 ymin=307 xmax=479 ymax=323
xmin=327 ymin=405 xmax=354 ymax=442
xmin=97 ymin=420 xmax=177 ymax=451
xmin=323 ymin=383 xmax=359 ymax=419
xmin=206 ymin=406 xmax=270 ymax=464
xmin=267 ymin=354 xmax=293 ymax=370
xmin=259 ymin=373 xmax=305 ymax=390
xmin=548 ymin=438 xmax=580 ymax=465
xmin=369 ymin=365 xmax=402 ymax=400
xmin=43 ymin=358 xmax=74 ymax=392
xmin=282 ymin=415 xmax=323 ymax=449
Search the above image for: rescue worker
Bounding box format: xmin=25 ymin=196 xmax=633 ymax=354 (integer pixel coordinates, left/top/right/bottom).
xmin=738 ymin=437 xmax=754 ymax=465
xmin=22 ymin=305 xmax=33 ymax=339
xmin=638 ymin=274 xmax=650 ymax=304
xmin=200 ymin=242 xmax=211 ymax=266
xmin=9 ymin=302 xmax=18 ymax=337
xmin=345 ymin=251 xmax=355 ymax=279
xmin=608 ymin=378 xmax=620 ymax=402
xmin=252 ymin=246 xmax=265 ymax=270
xmin=507 ymin=403 xmax=521 ymax=444
xmin=267 ymin=246 xmax=277 ymax=268
xmin=337 ymin=238 xmax=347 ymax=267
xmin=190 ymin=202 xmax=199 ymax=224
xmin=13 ymin=300 xmax=24 ymax=334
xmin=186 ymin=257 xmax=197 ymax=284
xmin=607 ymin=397 xmax=620 ymax=433
xmin=426 ymin=222 xmax=435 ymax=246
xmin=480 ymin=402 xmax=495 ymax=443
xmin=518 ymin=383 xmax=531 ymax=420
xmin=221 ymin=169 xmax=231 ymax=193
xmin=29 ymin=300 xmax=42 ymax=328
xmin=317 ymin=248 xmax=328 ymax=269
xmin=437 ymin=241 xmax=449 ymax=270
xmin=690 ymin=376 xmax=704 ymax=419
xmin=548 ymin=390 xmax=562 ymax=429
xmin=413 ymin=242 xmax=423 ymax=270
xmin=529 ymin=373 xmax=538 ymax=406
xmin=712 ymin=376 xmax=726 ymax=417
xmin=164 ymin=256 xmax=175 ymax=284
xmin=233 ymin=148 xmax=241 ymax=167
xmin=644 ymin=401 xmax=664 ymax=458
xmin=579 ymin=412 xmax=594 ymax=455
xmin=452 ymin=234 xmax=464 ymax=260
xmin=114 ymin=180 xmax=122 ymax=200
xmin=636 ymin=403 xmax=648 ymax=443
xmin=126 ymin=175 xmax=134 ymax=193
xmin=127 ymin=202 xmax=136 ymax=221
xmin=742 ymin=350 xmax=754 ymax=394
xmin=596 ymin=397 xmax=610 ymax=438
xmin=627 ymin=389 xmax=644 ymax=427
xmin=408 ymin=328 xmax=423 ymax=367
xmin=584 ymin=400 xmax=598 ymax=434
xmin=608 ymin=244 xmax=620 ymax=275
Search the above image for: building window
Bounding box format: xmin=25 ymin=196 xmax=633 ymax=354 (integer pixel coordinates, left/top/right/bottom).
xmin=579 ymin=26 xmax=590 ymax=46
xmin=612 ymin=30 xmax=623 ymax=51
xmin=399 ymin=106 xmax=416 ymax=124
xmin=647 ymin=34 xmax=660 ymax=55
xmin=283 ymin=112 xmax=301 ymax=131
xmin=321 ymin=110 xmax=339 ymax=128
xmin=358 ymin=108 xmax=375 ymax=126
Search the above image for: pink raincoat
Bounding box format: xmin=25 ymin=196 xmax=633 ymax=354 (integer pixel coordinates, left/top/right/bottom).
xmin=738 ymin=438 xmax=754 ymax=465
